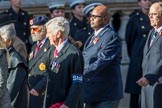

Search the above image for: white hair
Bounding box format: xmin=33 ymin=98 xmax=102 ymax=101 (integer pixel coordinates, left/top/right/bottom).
xmin=0 ymin=23 xmax=16 ymax=42
xmin=46 ymin=16 xmax=69 ymax=38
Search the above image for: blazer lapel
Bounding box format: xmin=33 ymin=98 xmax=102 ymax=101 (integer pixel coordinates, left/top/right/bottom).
xmin=55 ymin=40 xmax=71 ymax=63
xmin=29 ymin=40 xmax=50 ymax=70
xmin=146 ymin=29 xmax=160 ymax=55
xmin=84 ymin=24 xmax=110 ymax=49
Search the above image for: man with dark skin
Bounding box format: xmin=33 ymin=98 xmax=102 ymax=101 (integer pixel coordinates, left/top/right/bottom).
xmin=83 ymin=5 xmax=123 ymax=108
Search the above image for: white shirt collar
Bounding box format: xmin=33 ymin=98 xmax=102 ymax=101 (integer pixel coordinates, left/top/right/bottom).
xmin=156 ymin=26 xmax=162 ymax=33
xmin=94 ymin=24 xmax=109 ymax=36
xmin=55 ymin=39 xmax=68 ymax=53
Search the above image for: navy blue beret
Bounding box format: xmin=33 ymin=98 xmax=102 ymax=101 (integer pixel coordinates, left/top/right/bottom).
xmin=30 ymin=16 xmax=49 ymax=26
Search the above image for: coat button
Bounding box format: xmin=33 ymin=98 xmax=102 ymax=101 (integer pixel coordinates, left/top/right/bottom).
xmin=143 ymin=34 xmax=146 ymax=38
xmin=141 ymin=26 xmax=145 ymax=29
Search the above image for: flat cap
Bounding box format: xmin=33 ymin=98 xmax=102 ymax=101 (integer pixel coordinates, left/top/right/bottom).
xmin=0 ymin=13 xmax=16 ymax=27
xmin=30 ymin=16 xmax=49 ymax=26
xmin=82 ymin=2 xmax=103 ymax=17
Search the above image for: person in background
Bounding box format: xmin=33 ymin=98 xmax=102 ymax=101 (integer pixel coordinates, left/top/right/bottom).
xmin=83 ymin=5 xmax=123 ymax=108
xmin=28 ymin=16 xmax=53 ymax=108
xmin=73 ymin=2 xmax=103 ymax=50
xmin=1 ymin=0 xmax=31 ymax=53
xmin=45 ymin=16 xmax=84 ymax=108
xmin=69 ymin=0 xmax=87 ymax=38
xmin=136 ymin=2 xmax=162 ymax=108
xmin=48 ymin=1 xmax=66 ymax=18
xmin=0 ymin=13 xmax=28 ymax=108
xmin=125 ymin=0 xmax=152 ymax=108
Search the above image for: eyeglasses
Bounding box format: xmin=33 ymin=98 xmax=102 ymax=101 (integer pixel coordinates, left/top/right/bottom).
xmin=30 ymin=27 xmax=41 ymax=33
xmin=90 ymin=14 xmax=104 ymax=19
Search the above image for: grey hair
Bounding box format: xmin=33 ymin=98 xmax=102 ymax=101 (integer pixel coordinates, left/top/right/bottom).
xmin=46 ymin=16 xmax=69 ymax=38
xmin=0 ymin=23 xmax=16 ymax=42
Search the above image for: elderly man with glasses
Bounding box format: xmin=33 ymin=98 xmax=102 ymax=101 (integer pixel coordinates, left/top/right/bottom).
xmin=136 ymin=2 xmax=162 ymax=108
xmin=82 ymin=5 xmax=123 ymax=108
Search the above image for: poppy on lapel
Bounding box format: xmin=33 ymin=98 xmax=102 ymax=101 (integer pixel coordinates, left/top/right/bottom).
xmin=93 ymin=37 xmax=98 ymax=44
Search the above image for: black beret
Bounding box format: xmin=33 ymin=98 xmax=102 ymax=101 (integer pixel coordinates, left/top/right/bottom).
xmin=30 ymin=16 xmax=49 ymax=26
xmin=0 ymin=13 xmax=16 ymax=27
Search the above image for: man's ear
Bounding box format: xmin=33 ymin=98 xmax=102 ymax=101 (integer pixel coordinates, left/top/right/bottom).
xmin=56 ymin=30 xmax=62 ymax=38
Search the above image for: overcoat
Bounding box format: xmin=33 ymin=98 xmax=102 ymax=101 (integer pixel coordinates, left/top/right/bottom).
xmin=0 ymin=49 xmax=11 ymax=108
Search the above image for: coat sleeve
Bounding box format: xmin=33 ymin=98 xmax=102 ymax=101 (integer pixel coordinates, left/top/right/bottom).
xmin=7 ymin=64 xmax=27 ymax=101
xmin=33 ymin=76 xmax=47 ymax=94
xmin=64 ymin=52 xmax=84 ymax=108
xmin=0 ymin=49 xmax=8 ymax=97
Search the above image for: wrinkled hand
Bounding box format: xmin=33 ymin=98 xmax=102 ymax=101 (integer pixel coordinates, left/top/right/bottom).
xmin=60 ymin=104 xmax=69 ymax=108
xmin=136 ymin=77 xmax=149 ymax=86
xmin=30 ymin=89 xmax=39 ymax=96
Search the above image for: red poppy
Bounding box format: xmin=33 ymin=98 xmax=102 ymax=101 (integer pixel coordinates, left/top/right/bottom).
xmin=93 ymin=37 xmax=99 ymax=44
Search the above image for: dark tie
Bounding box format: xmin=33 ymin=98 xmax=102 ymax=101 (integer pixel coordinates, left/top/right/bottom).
xmin=34 ymin=42 xmax=42 ymax=58
xmin=54 ymin=49 xmax=58 ymax=58
xmin=150 ymin=31 xmax=158 ymax=47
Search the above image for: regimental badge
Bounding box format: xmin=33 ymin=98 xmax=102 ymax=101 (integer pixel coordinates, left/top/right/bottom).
xmin=28 ymin=51 xmax=33 ymax=60
xmin=39 ymin=63 xmax=46 ymax=71
xmin=30 ymin=19 xmax=33 ymax=26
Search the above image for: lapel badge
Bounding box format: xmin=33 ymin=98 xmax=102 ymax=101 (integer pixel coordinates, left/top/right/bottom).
xmin=28 ymin=51 xmax=33 ymax=60
xmin=44 ymin=48 xmax=47 ymax=52
xmin=30 ymin=19 xmax=33 ymax=26
xmin=39 ymin=63 xmax=46 ymax=71
xmin=93 ymin=37 xmax=99 ymax=44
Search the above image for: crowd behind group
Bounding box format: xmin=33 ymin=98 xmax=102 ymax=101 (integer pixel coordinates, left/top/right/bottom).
xmin=0 ymin=0 xmax=162 ymax=108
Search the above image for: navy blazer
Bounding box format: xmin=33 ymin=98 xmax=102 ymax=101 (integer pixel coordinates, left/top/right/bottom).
xmin=82 ymin=24 xmax=123 ymax=103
